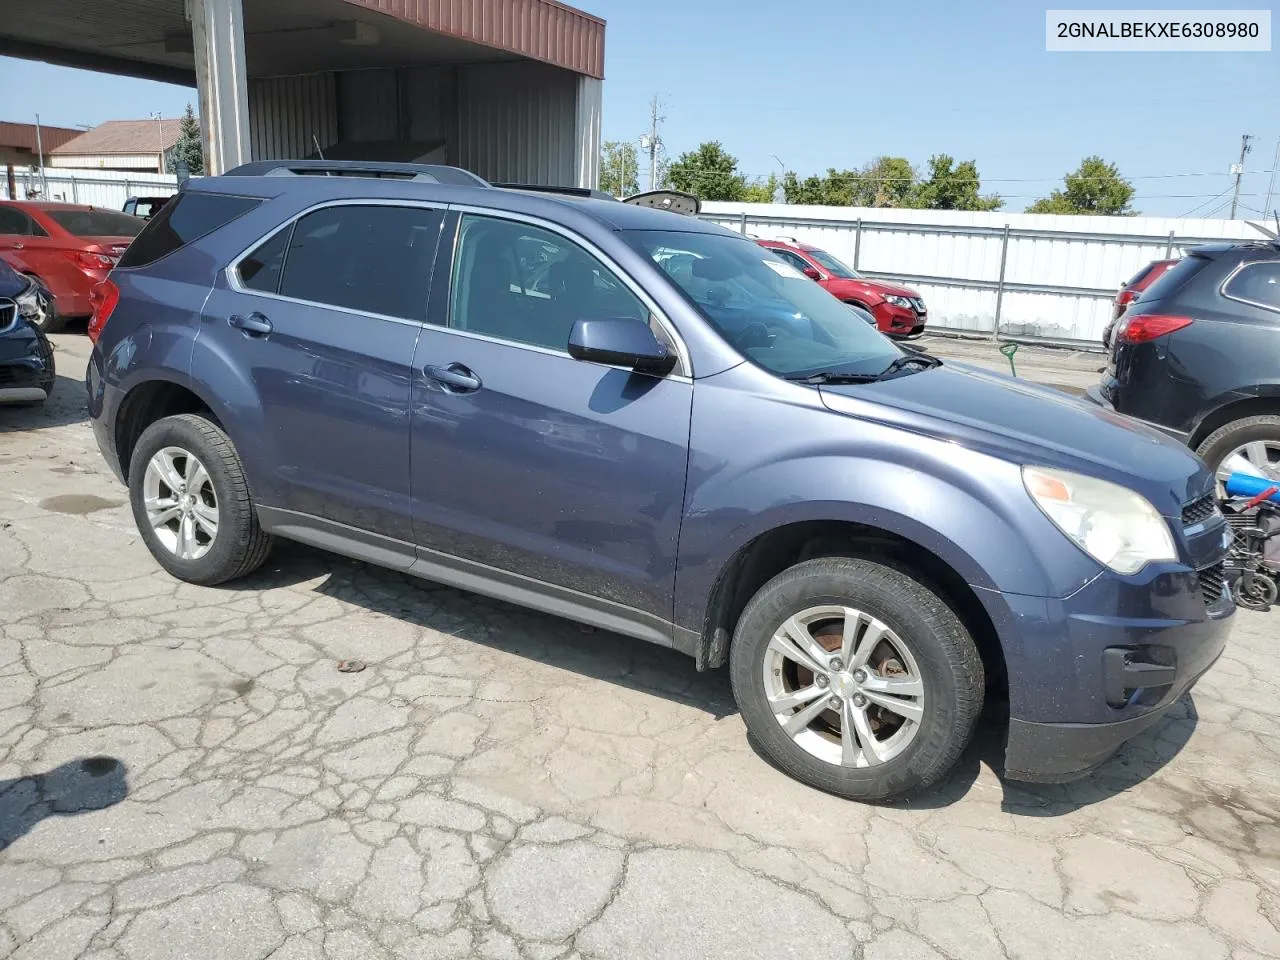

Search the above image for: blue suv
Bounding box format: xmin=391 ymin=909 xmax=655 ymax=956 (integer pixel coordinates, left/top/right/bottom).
xmin=88 ymin=161 xmax=1232 ymax=801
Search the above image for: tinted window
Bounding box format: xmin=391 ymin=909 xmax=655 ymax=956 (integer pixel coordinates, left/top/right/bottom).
xmin=450 ymin=215 xmax=648 ymax=351
xmin=631 ymin=228 xmax=899 ymax=378
xmin=118 ymin=192 xmax=258 ymax=269
xmin=1224 ymin=261 xmax=1280 ymax=310
xmin=278 ymin=205 xmax=442 ymax=321
xmin=770 ymin=248 xmax=813 ymax=272
xmin=45 ymin=208 xmax=146 ymax=237
xmin=238 ymin=228 xmax=290 ymax=294
xmin=1141 ymin=254 xmax=1211 ymax=302
xmin=806 ymin=248 xmax=860 ymax=279
xmin=0 ymin=207 xmax=35 ymax=235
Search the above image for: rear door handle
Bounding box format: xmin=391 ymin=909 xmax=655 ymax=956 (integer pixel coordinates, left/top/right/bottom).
xmin=12 ymin=242 xmax=24 ymax=250
xmin=228 ymin=312 xmax=273 ymax=336
xmin=424 ymin=363 xmax=482 ymax=393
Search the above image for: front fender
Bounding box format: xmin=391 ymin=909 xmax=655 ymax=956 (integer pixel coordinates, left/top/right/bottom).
xmin=673 ymin=366 xmax=1102 ymax=631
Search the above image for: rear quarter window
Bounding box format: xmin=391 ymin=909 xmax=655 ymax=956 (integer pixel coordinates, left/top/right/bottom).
xmin=1140 ymin=255 xmax=1210 ymax=302
xmin=117 ymin=192 xmax=261 ymax=269
xmin=1223 ymin=261 xmax=1280 ymax=312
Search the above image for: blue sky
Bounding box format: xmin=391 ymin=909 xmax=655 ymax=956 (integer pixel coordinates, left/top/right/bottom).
xmin=2 ymin=0 xmax=1276 ymax=217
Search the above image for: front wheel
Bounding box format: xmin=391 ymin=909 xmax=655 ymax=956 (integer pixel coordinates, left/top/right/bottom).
xmin=730 ymin=557 xmax=984 ymax=802
xmin=128 ymin=414 xmax=273 ymax=585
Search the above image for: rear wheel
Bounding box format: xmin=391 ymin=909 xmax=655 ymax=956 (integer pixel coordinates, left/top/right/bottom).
xmin=730 ymin=557 xmax=984 ymax=802
xmin=128 ymin=414 xmax=272 ymax=585
xmin=1196 ymin=416 xmax=1280 ymax=493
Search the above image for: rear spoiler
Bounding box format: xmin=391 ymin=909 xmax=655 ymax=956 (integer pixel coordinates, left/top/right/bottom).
xmin=622 ymin=190 xmax=701 ymax=216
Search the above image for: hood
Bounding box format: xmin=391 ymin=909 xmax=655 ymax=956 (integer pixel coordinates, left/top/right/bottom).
xmin=827 ymin=277 xmax=920 ymax=300
xmin=817 ymin=360 xmax=1211 ymax=516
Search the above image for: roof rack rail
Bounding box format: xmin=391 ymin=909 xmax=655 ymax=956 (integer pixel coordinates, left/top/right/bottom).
xmin=222 ymin=160 xmax=489 ymax=187
xmin=493 ymin=182 xmax=618 ymax=202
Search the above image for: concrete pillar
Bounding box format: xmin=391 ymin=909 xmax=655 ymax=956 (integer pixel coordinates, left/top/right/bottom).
xmin=189 ymin=0 xmax=251 ymax=174
xmin=574 ymin=76 xmax=602 ymax=190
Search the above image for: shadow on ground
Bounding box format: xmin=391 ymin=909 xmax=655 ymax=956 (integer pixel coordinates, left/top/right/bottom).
xmin=231 ymin=540 xmax=1196 ymax=813
xmin=0 ymin=372 xmax=89 ymax=432
xmin=0 ymin=757 xmax=128 ymax=851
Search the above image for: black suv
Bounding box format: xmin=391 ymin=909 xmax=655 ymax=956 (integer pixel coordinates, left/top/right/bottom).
xmin=1089 ymin=240 xmax=1280 ymax=483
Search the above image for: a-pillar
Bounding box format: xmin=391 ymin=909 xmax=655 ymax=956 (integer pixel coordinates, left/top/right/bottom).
xmin=189 ymin=0 xmax=251 ymax=174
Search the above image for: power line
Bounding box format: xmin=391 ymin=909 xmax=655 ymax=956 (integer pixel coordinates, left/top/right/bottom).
xmin=1177 ymin=187 xmax=1235 ymax=218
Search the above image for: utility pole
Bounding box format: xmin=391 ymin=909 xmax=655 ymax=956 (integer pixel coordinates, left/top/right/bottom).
xmin=641 ymin=95 xmax=664 ymax=191
xmin=33 ymin=113 xmax=48 ymax=199
xmin=1229 ymin=133 xmax=1254 ymax=219
xmin=151 ymin=112 xmax=166 ymax=173
xmin=1264 ymin=136 xmax=1280 ymax=219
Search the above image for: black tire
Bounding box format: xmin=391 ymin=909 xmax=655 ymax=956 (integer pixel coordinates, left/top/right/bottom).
xmin=1196 ymin=416 xmax=1280 ymax=481
xmin=730 ymin=557 xmax=983 ymax=802
xmin=22 ymin=275 xmax=63 ymax=333
xmin=128 ymin=413 xmax=272 ymax=585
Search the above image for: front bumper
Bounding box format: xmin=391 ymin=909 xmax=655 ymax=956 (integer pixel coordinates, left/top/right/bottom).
xmin=0 ymin=324 xmax=54 ymax=403
xmin=877 ymin=303 xmax=927 ymax=338
xmin=981 ymin=548 xmax=1232 ymax=783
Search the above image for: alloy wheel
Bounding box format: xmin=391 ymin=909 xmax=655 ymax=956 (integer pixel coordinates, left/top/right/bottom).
xmin=142 ymin=446 xmax=219 ymax=560
xmin=761 ymin=604 xmax=925 ymax=768
xmin=1218 ymin=440 xmax=1280 ymax=487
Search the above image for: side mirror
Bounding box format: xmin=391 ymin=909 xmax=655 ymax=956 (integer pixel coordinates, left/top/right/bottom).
xmin=568 ymin=318 xmax=675 ymax=374
xmin=802 ymin=267 xmax=822 ymax=281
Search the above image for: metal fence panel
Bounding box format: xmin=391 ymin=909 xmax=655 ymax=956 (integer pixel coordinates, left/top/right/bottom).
xmin=3 ymin=169 xmax=180 ymax=210
xmin=702 ymin=202 xmax=1267 ymax=345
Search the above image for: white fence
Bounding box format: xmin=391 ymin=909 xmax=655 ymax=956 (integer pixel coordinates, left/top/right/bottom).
xmin=2 ymin=169 xmax=180 ymax=210
xmin=701 ymin=202 xmax=1270 ymax=346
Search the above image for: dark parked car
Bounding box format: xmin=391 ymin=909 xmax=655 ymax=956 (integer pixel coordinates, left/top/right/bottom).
xmin=0 ymin=257 xmax=55 ymax=404
xmin=1089 ymin=241 xmax=1280 ymax=485
xmin=1101 ymin=258 xmax=1178 ymax=348
xmin=88 ymin=161 xmax=1230 ymax=801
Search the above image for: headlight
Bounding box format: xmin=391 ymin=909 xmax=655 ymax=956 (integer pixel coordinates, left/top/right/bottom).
xmin=883 ymin=294 xmax=913 ymax=309
xmin=1022 ymin=466 xmax=1177 ymax=574
xmin=14 ymin=285 xmax=42 ymax=320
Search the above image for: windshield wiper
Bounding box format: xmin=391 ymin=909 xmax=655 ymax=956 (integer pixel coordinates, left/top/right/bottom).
xmin=878 ymin=351 xmax=943 ymax=378
xmin=783 ymin=371 xmax=880 ymax=385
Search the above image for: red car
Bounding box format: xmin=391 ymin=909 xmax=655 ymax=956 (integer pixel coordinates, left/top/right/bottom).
xmin=756 ymin=237 xmax=927 ymax=337
xmin=0 ymin=201 xmax=144 ymax=332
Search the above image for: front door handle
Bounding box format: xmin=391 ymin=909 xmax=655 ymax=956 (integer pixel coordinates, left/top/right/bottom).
xmin=228 ymin=312 xmax=273 ymax=337
xmin=424 ymin=363 xmax=482 ymax=393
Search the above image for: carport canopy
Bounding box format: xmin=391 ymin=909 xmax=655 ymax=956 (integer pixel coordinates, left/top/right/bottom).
xmin=0 ymin=0 xmax=605 ymax=183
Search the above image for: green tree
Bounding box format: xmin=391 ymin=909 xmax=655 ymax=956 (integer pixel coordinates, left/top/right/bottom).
xmin=909 ymin=154 xmax=1002 ymax=211
xmin=599 ymin=140 xmax=640 ymax=197
xmin=852 ymin=156 xmax=917 ymax=207
xmin=743 ymin=173 xmax=781 ymax=203
xmin=170 ymin=102 xmax=204 ymax=176
xmin=1026 ymin=156 xmax=1135 ymax=215
xmin=666 ymin=141 xmax=747 ymax=201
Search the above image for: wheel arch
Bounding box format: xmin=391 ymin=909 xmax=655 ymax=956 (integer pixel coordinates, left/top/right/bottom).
xmin=695 ymin=519 xmax=1007 ymax=708
xmin=114 ymin=376 xmax=224 ymax=480
xmin=1189 ymin=389 xmax=1280 ymax=449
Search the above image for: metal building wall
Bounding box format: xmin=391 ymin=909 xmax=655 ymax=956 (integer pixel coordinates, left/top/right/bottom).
xmin=248 ymin=74 xmax=338 ymax=161
xmin=701 ymin=202 xmax=1265 ymax=345
xmin=455 ymin=60 xmax=578 ymax=186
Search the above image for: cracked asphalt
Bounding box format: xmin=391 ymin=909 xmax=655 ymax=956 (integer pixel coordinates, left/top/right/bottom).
xmin=2 ymin=332 xmax=1278 ymax=960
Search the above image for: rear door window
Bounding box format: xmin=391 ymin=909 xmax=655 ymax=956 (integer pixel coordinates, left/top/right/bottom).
xmin=1224 ymin=261 xmax=1280 ymax=312
xmin=118 ymin=192 xmax=260 ymax=268
xmin=44 ymin=208 xmax=147 ymax=237
xmin=1140 ymin=255 xmax=1211 ymax=302
xmin=0 ymin=207 xmax=42 ymax=236
xmin=275 ymin=204 xmax=443 ymax=321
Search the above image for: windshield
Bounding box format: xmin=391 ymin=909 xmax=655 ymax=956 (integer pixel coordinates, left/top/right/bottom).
xmin=45 ymin=208 xmax=145 ymax=238
xmin=628 ymin=229 xmax=900 ymax=378
xmin=806 ymin=247 xmax=860 ymax=279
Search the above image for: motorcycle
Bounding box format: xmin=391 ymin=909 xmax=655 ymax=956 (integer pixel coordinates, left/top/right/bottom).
xmin=1221 ymin=472 xmax=1280 ymax=612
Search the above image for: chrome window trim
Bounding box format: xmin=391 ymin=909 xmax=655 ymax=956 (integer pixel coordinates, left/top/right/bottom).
xmin=1220 ymin=258 xmax=1280 ymax=316
xmin=225 ymin=198 xmax=449 ymax=327
xmin=447 ymin=203 xmax=693 ymax=378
